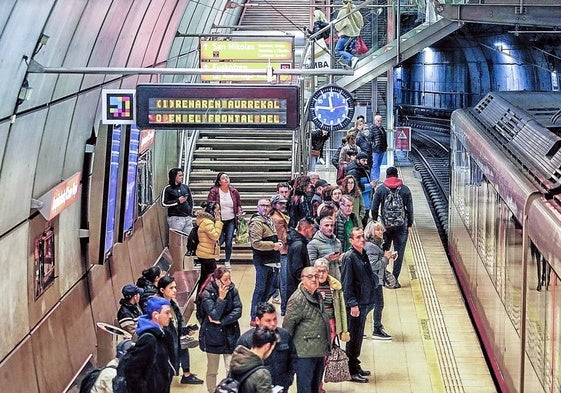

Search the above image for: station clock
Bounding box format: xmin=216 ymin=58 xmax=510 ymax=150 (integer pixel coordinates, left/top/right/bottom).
xmin=308 ymin=85 xmax=355 ymax=131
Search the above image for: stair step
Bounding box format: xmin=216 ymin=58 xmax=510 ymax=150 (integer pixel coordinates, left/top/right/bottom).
xmin=197 ymin=140 xmax=292 ymax=149
xmin=189 ymin=182 xmax=284 ymax=191
xmin=199 ymin=130 xmax=293 ymax=137
xmin=194 ymin=150 xmax=291 ymax=159
xmin=189 ymin=171 xmax=291 ymax=182
xmin=191 ymin=160 xmax=291 ymax=169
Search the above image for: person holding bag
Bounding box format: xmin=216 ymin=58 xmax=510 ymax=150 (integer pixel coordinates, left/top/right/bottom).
xmin=198 ymin=266 xmax=242 ymax=393
xmin=335 ymin=0 xmax=364 ymax=67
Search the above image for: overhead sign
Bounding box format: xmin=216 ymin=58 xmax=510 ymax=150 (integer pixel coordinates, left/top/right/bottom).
xmin=102 ymin=89 xmax=136 ymax=124
xmin=200 ymin=40 xmax=292 ymax=61
xmin=38 ymin=172 xmax=82 ymax=220
xmin=136 ymin=84 xmax=300 ymax=129
xmin=395 ymin=127 xmax=411 ymax=151
xmin=199 ymin=38 xmax=293 ymax=82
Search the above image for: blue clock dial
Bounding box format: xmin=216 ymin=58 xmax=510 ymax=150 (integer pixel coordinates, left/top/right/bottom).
xmin=309 ymin=85 xmax=355 ymax=131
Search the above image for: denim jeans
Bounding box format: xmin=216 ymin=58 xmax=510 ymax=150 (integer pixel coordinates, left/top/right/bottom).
xmin=167 ymin=215 xmax=193 ymax=235
xmin=219 ymin=219 xmax=235 ymax=262
xmin=294 ymin=357 xmax=324 ymax=393
xmin=372 ymin=284 xmax=384 ymax=330
xmin=279 ymin=254 xmax=288 ymax=315
xmin=370 ymin=151 xmax=385 ymax=183
xmin=250 ymin=263 xmax=275 ymax=319
xmin=179 ymin=347 xmax=190 ymax=373
xmin=346 ymin=304 xmax=372 ymax=375
xmin=383 ymin=225 xmax=409 ymax=280
xmin=335 ymin=36 xmax=353 ymax=65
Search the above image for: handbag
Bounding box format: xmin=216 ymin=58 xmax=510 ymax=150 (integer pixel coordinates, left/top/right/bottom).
xmin=384 ymin=269 xmax=398 ymax=288
xmin=354 ymin=36 xmax=368 ymax=55
xmin=324 ymin=337 xmax=351 ymax=383
xmin=235 ymin=217 xmax=249 ymax=245
xmin=311 ymin=149 xmax=321 ymax=157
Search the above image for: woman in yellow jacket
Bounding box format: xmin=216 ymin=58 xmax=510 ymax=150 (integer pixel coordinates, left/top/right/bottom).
xmin=196 ymin=201 xmax=223 ymax=294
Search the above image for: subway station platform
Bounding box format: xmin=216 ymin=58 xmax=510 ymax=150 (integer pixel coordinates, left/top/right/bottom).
xmin=171 ymin=166 xmax=497 ymax=393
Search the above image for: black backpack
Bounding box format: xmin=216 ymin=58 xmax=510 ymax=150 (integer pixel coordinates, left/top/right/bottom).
xmin=79 ymin=365 xmax=117 ymax=393
xmin=214 ymin=366 xmax=266 ymax=393
xmin=186 ymin=224 xmax=200 ymax=256
xmin=381 ymin=186 xmax=406 ymax=228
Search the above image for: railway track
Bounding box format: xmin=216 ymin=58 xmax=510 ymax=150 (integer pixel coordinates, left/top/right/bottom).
xmin=407 ymin=122 xmax=451 ymax=246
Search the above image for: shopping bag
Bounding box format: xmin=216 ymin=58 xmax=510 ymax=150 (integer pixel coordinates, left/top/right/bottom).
xmin=235 ymin=217 xmax=249 ymax=245
xmin=354 ymin=36 xmax=368 ymax=55
xmin=324 ymin=339 xmax=351 ymax=383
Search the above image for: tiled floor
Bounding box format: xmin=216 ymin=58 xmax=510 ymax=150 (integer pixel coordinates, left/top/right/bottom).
xmin=171 ymin=167 xmax=497 ymax=393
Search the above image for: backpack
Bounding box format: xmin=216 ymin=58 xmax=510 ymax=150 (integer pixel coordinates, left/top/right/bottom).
xmin=185 ymin=224 xmax=200 ymax=256
xmin=194 ymin=290 xmax=205 ymax=324
xmin=381 ymin=186 xmax=405 ymax=228
xmin=112 ymin=332 xmax=156 ymax=393
xmin=214 ymin=366 xmax=266 ymax=393
xmin=79 ymin=365 xmax=117 ymax=393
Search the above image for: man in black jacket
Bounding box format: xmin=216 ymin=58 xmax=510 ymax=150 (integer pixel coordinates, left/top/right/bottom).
xmin=117 ymin=284 xmax=144 ymax=338
xmin=341 ymin=227 xmax=377 ymax=383
xmin=370 ymin=115 xmax=388 ymax=184
xmin=237 ymin=302 xmax=296 ymax=391
xmin=161 ymin=167 xmax=194 ymax=235
xmin=286 ymin=217 xmax=315 ymax=313
xmin=122 ymin=297 xmax=174 ymax=393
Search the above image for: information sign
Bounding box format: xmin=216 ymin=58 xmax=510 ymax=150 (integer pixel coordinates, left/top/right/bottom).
xmin=395 ymin=127 xmax=411 ymax=151
xmin=136 ymin=84 xmax=300 ymax=129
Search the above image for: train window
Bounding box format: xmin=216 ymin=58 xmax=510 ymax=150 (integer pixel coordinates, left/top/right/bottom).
xmin=137 ymin=149 xmax=154 ymax=216
xmin=503 ymin=212 xmax=522 ymax=333
xmin=34 ymin=226 xmax=55 ymax=300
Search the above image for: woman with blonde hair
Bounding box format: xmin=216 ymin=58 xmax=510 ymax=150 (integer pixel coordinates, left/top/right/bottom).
xmin=364 ymin=220 xmax=393 ymax=340
xmin=195 ymin=201 xmax=223 ymax=294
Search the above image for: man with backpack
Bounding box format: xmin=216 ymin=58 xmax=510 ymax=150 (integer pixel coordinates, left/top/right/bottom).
xmin=81 ymin=339 xmax=134 ymax=393
xmin=370 ymin=167 xmax=414 ymax=288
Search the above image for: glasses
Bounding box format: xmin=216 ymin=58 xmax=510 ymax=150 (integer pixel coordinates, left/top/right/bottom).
xmin=303 ymin=274 xmax=319 ymax=280
xmin=259 ymin=204 xmax=271 ymax=208
xmin=316 ymin=269 xmax=328 ymax=274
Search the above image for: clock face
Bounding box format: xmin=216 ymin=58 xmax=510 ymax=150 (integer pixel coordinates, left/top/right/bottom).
xmin=309 ymin=85 xmax=355 ymax=131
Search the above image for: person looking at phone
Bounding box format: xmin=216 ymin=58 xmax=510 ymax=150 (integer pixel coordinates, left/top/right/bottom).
xmin=363 ymin=221 xmax=393 ymax=340
xmin=162 ymin=167 xmax=194 ymax=235
xmin=198 ymin=266 xmax=242 ymax=393
xmin=307 ymin=216 xmax=343 ymax=281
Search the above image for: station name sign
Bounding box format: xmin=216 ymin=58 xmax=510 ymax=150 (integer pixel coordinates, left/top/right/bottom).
xmin=136 ymin=84 xmax=299 ymax=129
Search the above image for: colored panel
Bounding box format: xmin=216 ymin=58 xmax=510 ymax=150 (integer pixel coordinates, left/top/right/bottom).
xmin=200 ymin=40 xmax=293 ymax=61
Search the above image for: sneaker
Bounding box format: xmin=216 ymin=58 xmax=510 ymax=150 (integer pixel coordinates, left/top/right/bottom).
xmin=181 ymin=374 xmax=204 ymax=384
xmin=317 ymin=158 xmax=325 ymax=165
xmin=224 ymin=261 xmax=231 ymax=269
xmin=372 ymin=329 xmax=392 ymax=340
xmin=351 ymin=56 xmax=359 ymax=69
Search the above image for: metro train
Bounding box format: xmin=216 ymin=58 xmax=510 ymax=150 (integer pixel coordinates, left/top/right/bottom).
xmin=448 ymin=91 xmax=561 ymax=393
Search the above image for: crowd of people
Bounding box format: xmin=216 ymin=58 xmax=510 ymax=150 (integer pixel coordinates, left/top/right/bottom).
xmin=89 ymin=122 xmax=414 ymax=392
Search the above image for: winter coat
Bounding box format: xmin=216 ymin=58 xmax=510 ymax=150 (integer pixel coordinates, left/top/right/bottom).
xmin=338 ymin=143 xmax=361 ymax=164
xmin=286 ymin=228 xmax=311 ymax=302
xmin=249 ymin=213 xmax=280 ymax=265
xmin=365 ymin=238 xmax=388 ymax=287
xmin=334 ymin=210 xmax=359 ymax=252
xmin=195 ymin=211 xmax=224 ymax=259
xmin=117 ymin=300 xmax=143 ymax=336
xmin=322 ymin=275 xmax=349 ymax=338
xmin=335 ymin=1 xmax=364 ymax=37
xmin=355 ymin=130 xmax=373 ymax=159
xmin=136 ymin=277 xmax=158 ymax=313
xmin=341 ymin=247 xmax=376 ymax=309
xmin=91 ymin=358 xmax=119 ymax=393
xmin=125 ymin=318 xmax=174 ymax=393
xmin=236 ymin=327 xmax=296 ymax=389
xmin=199 ymin=280 xmax=242 ymax=354
xmin=282 ymin=284 xmax=331 ymax=358
xmin=311 ymin=128 xmax=329 ymax=151
xmin=270 ymin=209 xmax=289 ymax=255
xmin=229 ymin=345 xmax=272 ymax=393
xmin=371 ymin=125 xmax=388 ymax=153
xmin=370 ymin=176 xmax=414 ymax=228
xmin=288 ymin=192 xmax=313 ymax=228
xmin=306 ymin=231 xmax=342 ymax=280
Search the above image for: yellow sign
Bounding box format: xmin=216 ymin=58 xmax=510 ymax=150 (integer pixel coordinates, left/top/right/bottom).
xmin=201 ymin=62 xmax=292 ymax=82
xmin=200 ymin=40 xmax=293 ymax=60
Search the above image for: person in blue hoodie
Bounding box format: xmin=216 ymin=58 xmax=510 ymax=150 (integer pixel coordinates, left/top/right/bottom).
xmin=122 ymin=297 xmax=175 ymax=393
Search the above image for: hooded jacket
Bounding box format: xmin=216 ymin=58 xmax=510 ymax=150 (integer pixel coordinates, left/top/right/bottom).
xmin=236 ymin=327 xmax=296 ymax=389
xmin=335 ymin=0 xmax=364 ymax=38
xmin=195 ymin=210 xmax=223 ymax=259
xmin=123 ymin=317 xmax=174 ymax=393
xmin=229 ymin=345 xmax=272 ymax=393
xmin=370 ymin=176 xmax=414 ymax=228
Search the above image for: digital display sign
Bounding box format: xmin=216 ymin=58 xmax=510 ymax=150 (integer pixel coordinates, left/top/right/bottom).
xmin=200 ymin=40 xmax=292 ymax=61
xmin=136 ymin=84 xmax=300 ymax=129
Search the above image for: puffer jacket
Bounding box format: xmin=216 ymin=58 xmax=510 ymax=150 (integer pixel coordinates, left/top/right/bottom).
xmin=236 ymin=327 xmax=295 ymax=389
xmin=199 ymin=280 xmax=242 ymax=355
xmin=306 ymin=231 xmax=342 ymax=280
xmin=365 ymin=238 xmax=388 ymax=287
xmin=334 ymin=210 xmax=359 ymax=252
xmin=195 ymin=211 xmax=223 ymax=259
xmin=282 ymin=284 xmax=331 ymax=358
xmin=230 ymin=345 xmax=272 ymax=393
xmin=371 ymin=125 xmax=388 ymax=153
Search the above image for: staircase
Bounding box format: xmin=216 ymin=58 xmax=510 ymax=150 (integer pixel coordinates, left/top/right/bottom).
xmin=187 ymin=129 xmax=294 ymax=262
